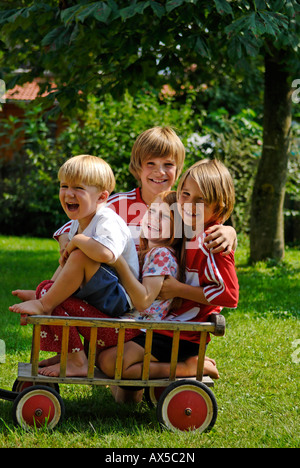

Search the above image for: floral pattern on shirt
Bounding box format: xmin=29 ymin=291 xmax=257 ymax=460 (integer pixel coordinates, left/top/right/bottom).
xmin=143 ymin=247 xmax=178 ymax=278
xmin=125 ymin=247 xmax=178 ymax=322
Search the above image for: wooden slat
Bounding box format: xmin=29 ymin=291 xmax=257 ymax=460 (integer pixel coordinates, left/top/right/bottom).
xmin=22 ymin=314 xmax=225 ymax=387
xmin=115 ymin=327 xmax=125 ymax=380
xmin=18 ymin=362 xmax=215 ymax=388
xmin=25 ymin=315 xmax=216 ymax=333
xmin=31 ymin=324 xmax=41 ymax=376
xmin=141 ymin=329 xmax=153 ymax=381
xmin=196 ymin=331 xmax=207 ymax=381
xmin=59 ymin=326 xmax=69 ymax=378
xmin=87 ymin=328 xmax=97 ymax=379
xmin=169 ymin=330 xmax=180 ymax=380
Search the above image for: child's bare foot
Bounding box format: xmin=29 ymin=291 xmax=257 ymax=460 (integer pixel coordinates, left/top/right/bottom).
xmin=39 ymin=354 xmax=60 ymax=368
xmin=205 ymin=356 xmax=217 ymax=366
xmin=9 ymin=299 xmax=47 ymax=316
xmin=203 ymin=357 xmax=219 ymax=379
xmin=180 ymin=356 xmax=219 ymax=379
xmin=12 ymin=289 xmax=36 ymax=302
xmin=38 ymin=351 xmax=88 ymax=377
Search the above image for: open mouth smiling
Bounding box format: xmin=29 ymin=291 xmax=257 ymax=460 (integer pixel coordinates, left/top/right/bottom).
xmin=149 ymin=178 xmax=168 ymax=184
xmin=66 ymin=202 xmax=79 ymax=212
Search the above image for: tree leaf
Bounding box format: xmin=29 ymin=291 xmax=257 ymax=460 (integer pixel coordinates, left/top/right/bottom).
xmin=61 ymin=5 xmax=84 ymax=25
xmin=150 ymin=1 xmax=165 ymax=18
xmin=76 ymin=4 xmax=98 ymax=23
xmin=213 ymin=0 xmax=233 ymax=15
xmin=119 ymin=2 xmax=150 ymax=20
xmin=41 ymin=26 xmax=65 ymax=47
xmin=194 ymin=36 xmax=210 ymax=58
xmin=241 ymin=33 xmax=261 ymax=56
xmin=166 ymin=0 xmax=184 ymax=14
xmin=93 ymin=2 xmax=112 ymax=23
xmin=225 ymin=16 xmax=249 ymax=35
xmin=0 ymin=9 xmax=16 ymax=25
xmin=227 ymin=36 xmax=242 ymax=60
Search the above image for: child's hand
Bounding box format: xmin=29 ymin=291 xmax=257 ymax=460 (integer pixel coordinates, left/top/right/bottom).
xmin=205 ymin=225 xmax=237 ymax=256
xmin=58 ymin=234 xmax=69 ymax=254
xmin=59 ymin=244 xmax=68 ymax=267
xmin=159 ymin=275 xmax=181 ymax=300
xmin=58 ymin=234 xmax=69 ymax=264
xmin=60 ymin=238 xmax=77 ymax=266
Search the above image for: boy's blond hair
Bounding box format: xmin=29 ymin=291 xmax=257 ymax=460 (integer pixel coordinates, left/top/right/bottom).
xmin=177 ymin=159 xmax=235 ymax=223
xmin=58 ymin=155 xmax=115 ymax=194
xmin=129 ymin=126 xmax=185 ymax=182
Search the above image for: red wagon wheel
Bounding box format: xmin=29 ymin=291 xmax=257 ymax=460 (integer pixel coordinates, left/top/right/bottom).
xmin=12 ymin=385 xmax=65 ymax=430
xmin=157 ymin=380 xmax=218 ymax=433
xmin=144 ymin=386 xmax=165 ymax=407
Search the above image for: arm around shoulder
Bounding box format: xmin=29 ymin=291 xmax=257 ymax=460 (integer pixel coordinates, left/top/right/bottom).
xmin=205 ymin=224 xmax=237 ymax=255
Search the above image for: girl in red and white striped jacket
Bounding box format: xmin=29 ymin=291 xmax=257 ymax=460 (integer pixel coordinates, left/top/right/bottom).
xmin=98 ymin=159 xmax=239 ymax=397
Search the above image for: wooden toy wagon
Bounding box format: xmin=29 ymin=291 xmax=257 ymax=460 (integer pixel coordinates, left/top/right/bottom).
xmin=9 ymin=312 xmax=225 ymax=433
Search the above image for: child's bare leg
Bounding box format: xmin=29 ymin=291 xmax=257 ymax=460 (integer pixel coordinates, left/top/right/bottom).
xmin=98 ymin=344 xmax=220 ymax=405
xmin=110 ymin=386 xmax=144 ymax=404
xmin=98 ymin=345 xmax=146 ymax=404
xmin=12 ymin=290 xmax=36 ymax=301
xmin=38 ymin=350 xmax=88 ymax=377
xmin=118 ymin=354 xmax=219 ymax=380
xmin=9 ymin=250 xmax=99 ymax=316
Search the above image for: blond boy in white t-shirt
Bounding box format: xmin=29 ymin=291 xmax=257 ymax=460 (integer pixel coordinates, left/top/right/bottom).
xmin=9 ymin=155 xmax=138 ymax=318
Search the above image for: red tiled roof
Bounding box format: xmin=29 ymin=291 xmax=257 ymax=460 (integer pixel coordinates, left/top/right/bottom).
xmin=3 ymin=79 xmax=55 ymax=101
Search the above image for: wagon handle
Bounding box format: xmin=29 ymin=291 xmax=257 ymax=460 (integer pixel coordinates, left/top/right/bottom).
xmin=210 ymin=313 xmax=226 ymax=336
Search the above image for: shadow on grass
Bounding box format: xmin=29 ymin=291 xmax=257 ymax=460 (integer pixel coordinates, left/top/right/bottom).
xmin=0 ymin=385 xmax=160 ymax=437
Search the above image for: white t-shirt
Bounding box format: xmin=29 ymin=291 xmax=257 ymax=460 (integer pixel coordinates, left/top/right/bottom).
xmin=68 ymin=206 xmax=139 ymax=280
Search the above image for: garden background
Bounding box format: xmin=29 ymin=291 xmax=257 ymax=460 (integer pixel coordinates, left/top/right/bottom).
xmin=0 ymin=0 xmax=299 ymax=448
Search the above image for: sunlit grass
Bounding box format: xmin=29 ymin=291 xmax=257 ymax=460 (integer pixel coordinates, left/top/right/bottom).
xmin=0 ymin=235 xmax=299 ymax=448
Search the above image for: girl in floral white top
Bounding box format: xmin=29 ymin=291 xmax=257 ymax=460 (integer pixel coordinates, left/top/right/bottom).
xmin=112 ymin=190 xmax=185 ymax=321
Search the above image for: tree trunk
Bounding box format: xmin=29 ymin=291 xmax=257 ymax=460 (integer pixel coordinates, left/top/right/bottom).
xmin=250 ymin=52 xmax=292 ymax=262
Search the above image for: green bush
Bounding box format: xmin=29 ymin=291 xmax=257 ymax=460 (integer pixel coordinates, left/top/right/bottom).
xmin=0 ymin=91 xmax=266 ymax=237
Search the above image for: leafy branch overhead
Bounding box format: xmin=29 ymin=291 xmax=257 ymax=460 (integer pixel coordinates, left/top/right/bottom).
xmin=0 ymin=0 xmax=299 ymax=113
xmin=0 ymin=0 xmax=299 ymax=262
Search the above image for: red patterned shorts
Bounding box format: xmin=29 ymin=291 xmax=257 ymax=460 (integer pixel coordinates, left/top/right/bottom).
xmin=36 ymin=280 xmax=141 ymax=354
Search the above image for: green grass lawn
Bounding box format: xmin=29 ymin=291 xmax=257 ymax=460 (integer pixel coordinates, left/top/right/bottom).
xmin=0 ymin=235 xmax=299 ymax=448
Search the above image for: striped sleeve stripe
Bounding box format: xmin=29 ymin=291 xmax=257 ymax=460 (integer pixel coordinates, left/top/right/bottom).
xmin=200 ymin=241 xmax=225 ymax=303
xmin=53 ymin=221 xmax=72 ymax=238
xmin=107 ymin=189 xmax=137 ymax=205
